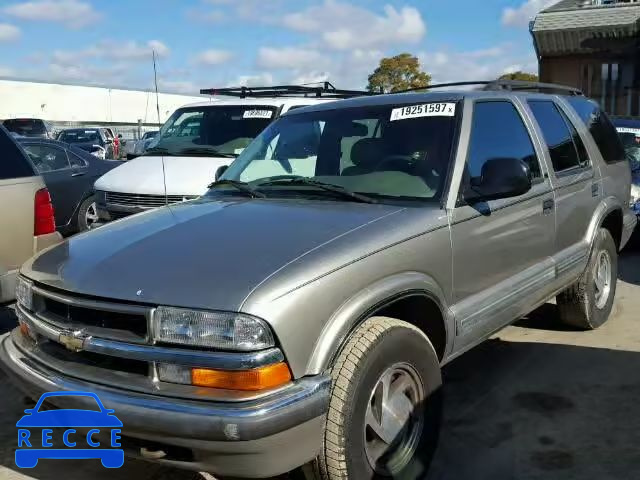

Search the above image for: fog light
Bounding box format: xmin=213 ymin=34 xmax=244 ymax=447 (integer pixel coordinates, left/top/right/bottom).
xmin=157 ymin=362 xmax=292 ymax=391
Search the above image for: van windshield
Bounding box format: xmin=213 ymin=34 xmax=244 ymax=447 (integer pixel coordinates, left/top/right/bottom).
xmin=147 ymin=105 xmax=278 ymax=158
xmin=216 ymin=102 xmax=460 ymax=203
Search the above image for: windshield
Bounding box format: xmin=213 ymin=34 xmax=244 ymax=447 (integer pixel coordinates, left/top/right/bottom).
xmin=149 ymin=105 xmax=277 ymax=157
xmin=215 ymin=102 xmax=459 ymax=203
xmin=615 ymin=127 xmax=640 ymax=171
xmin=4 ymin=119 xmax=46 ymax=135
xmin=59 ymin=129 xmax=102 ymax=144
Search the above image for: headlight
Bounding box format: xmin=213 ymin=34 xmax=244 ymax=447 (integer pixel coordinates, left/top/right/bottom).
xmin=15 ymin=277 xmax=33 ymax=311
xmin=152 ymin=307 xmax=275 ymax=351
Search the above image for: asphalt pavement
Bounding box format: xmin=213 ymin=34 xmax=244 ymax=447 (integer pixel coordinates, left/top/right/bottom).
xmin=0 ymin=248 xmax=638 ymax=480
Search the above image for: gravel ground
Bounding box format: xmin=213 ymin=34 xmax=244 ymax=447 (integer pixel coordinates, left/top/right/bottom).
xmin=0 ymin=248 xmax=638 ymax=480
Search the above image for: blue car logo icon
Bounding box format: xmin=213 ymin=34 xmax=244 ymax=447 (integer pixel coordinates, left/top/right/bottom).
xmin=16 ymin=391 xmax=124 ymax=468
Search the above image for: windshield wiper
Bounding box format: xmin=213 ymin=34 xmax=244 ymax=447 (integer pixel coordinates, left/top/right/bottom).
xmin=256 ymin=177 xmax=377 ymax=204
xmin=207 ymin=179 xmax=266 ymax=198
xmin=179 ymin=147 xmax=238 ymax=158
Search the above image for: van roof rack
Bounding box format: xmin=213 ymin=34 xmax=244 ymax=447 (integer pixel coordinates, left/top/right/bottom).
xmin=200 ymin=82 xmax=374 ymax=99
xmin=394 ymin=80 xmax=584 ymax=96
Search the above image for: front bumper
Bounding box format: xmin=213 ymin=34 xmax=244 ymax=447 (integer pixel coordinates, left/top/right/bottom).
xmin=0 ymin=332 xmax=330 ymax=478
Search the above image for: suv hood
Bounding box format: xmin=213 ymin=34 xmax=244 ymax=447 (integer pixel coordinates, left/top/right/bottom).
xmin=94 ymin=155 xmax=234 ymax=196
xmin=22 ymin=198 xmax=404 ymax=311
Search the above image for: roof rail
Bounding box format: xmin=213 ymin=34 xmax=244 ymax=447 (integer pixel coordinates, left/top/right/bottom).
xmin=200 ymin=82 xmax=374 ymax=99
xmin=393 ymin=80 xmax=584 ymax=96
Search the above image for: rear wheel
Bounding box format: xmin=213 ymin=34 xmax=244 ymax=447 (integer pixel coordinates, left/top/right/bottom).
xmin=77 ymin=195 xmax=99 ymax=232
xmin=306 ymin=316 xmax=442 ymax=479
xmin=557 ymin=228 xmax=618 ymax=329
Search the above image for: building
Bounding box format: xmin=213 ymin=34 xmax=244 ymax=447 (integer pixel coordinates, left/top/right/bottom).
xmin=0 ymin=78 xmax=210 ymax=128
xmin=531 ymin=0 xmax=640 ymax=117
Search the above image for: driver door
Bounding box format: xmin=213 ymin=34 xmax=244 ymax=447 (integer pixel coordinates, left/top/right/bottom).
xmin=449 ymin=99 xmax=556 ymax=351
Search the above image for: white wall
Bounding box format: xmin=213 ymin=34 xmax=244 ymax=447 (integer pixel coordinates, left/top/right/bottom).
xmin=0 ymin=79 xmax=211 ymax=125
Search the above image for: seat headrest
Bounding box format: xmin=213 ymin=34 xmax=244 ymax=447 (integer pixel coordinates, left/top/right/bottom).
xmin=351 ymin=138 xmax=385 ymax=168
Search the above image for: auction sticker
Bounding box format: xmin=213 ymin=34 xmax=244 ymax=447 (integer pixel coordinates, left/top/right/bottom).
xmin=390 ymin=103 xmax=456 ymax=121
xmin=243 ymin=110 xmax=273 ymax=119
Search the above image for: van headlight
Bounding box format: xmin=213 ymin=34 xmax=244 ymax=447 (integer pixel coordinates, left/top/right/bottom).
xmin=152 ymin=307 xmax=275 ymax=351
xmin=15 ymin=277 xmax=33 ymax=311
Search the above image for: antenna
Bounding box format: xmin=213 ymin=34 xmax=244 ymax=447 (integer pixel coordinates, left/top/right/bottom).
xmin=152 ymin=49 xmax=168 ymax=207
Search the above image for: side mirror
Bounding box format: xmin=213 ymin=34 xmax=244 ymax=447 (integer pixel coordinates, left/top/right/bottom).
xmin=464 ymin=158 xmax=532 ymax=203
xmin=215 ymin=165 xmax=229 ymax=181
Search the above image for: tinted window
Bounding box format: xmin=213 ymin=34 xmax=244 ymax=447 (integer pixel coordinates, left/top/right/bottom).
xmin=466 ymin=101 xmax=541 ymax=180
xmin=0 ymin=127 xmax=36 ymax=180
xmin=568 ymin=98 xmax=626 ymax=164
xmin=528 ymin=101 xmax=587 ymax=172
xmin=23 ymin=144 xmax=70 ymax=172
xmin=68 ymin=150 xmax=88 ymax=168
xmin=3 ymin=118 xmax=46 ymax=135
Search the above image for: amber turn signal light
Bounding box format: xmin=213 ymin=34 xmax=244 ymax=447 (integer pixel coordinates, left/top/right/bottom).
xmin=191 ymin=362 xmax=292 ymax=391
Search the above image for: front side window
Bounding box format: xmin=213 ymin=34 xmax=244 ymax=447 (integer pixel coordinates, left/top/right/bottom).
xmin=23 ymin=144 xmax=70 ymax=172
xmin=465 ymin=101 xmax=541 ymax=182
xmin=528 ymin=101 xmax=589 ymax=173
xmin=148 ymin=105 xmax=278 ymax=158
xmin=217 ymin=101 xmax=460 ymax=203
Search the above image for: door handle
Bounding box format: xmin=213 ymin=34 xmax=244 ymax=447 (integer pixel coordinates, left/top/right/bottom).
xmin=542 ymin=199 xmax=555 ymax=215
xmin=71 ymin=171 xmax=85 ymax=177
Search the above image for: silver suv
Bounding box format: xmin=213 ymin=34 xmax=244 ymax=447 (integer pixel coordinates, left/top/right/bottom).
xmin=1 ymin=82 xmax=636 ymax=479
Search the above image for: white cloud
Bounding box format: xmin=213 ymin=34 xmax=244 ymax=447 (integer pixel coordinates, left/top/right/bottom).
xmin=3 ymin=0 xmax=102 ymax=29
xmin=48 ymin=62 xmax=129 ymax=83
xmin=282 ymin=1 xmax=426 ymax=50
xmin=192 ymin=49 xmax=233 ymax=66
xmin=502 ymin=0 xmax=557 ymax=27
xmin=228 ymin=73 xmax=275 ymax=87
xmin=157 ymin=80 xmax=197 ymax=95
xmin=0 ymin=24 xmax=20 ymax=42
xmin=419 ymin=47 xmax=538 ymax=84
xmin=0 ymin=66 xmax=15 ymax=77
xmin=290 ymin=71 xmax=331 ymax=85
xmin=53 ymin=40 xmax=170 ymax=64
xmin=257 ymin=47 xmax=329 ymax=70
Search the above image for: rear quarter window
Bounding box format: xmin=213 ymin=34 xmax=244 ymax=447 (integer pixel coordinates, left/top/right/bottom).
xmin=567 ymin=98 xmax=626 ymax=164
xmin=0 ymin=126 xmax=36 ymax=180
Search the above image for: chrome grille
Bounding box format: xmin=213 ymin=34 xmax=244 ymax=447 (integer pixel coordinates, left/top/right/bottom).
xmin=31 ymin=285 xmax=151 ymax=343
xmin=105 ymin=191 xmax=197 ymax=208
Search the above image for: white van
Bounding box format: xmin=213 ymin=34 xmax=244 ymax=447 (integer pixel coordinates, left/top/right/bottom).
xmin=93 ymin=85 xmax=365 ymax=223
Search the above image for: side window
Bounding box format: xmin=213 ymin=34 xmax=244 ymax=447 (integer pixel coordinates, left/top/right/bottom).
xmin=568 ymin=98 xmax=626 ymax=164
xmin=466 ymin=101 xmax=542 ymax=182
xmin=528 ymin=101 xmax=587 ymax=173
xmin=23 ymin=144 xmax=70 ymax=173
xmin=68 ymin=151 xmax=87 ymax=168
xmin=0 ymin=127 xmax=36 ymax=180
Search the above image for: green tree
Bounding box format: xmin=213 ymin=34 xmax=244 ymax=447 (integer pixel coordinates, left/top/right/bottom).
xmin=498 ymin=71 xmax=539 ymax=82
xmin=367 ymin=53 xmax=431 ymax=93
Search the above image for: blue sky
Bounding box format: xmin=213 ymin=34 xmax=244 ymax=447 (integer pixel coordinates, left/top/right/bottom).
xmin=0 ymin=0 xmax=555 ymax=94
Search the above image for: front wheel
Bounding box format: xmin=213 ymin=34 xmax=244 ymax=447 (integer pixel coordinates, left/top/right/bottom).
xmin=557 ymin=228 xmax=618 ymax=329
xmin=308 ymin=317 xmax=442 ymax=479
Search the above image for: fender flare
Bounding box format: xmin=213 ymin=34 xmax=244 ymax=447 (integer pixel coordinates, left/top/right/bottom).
xmin=305 ymin=271 xmax=453 ymax=375
xmin=585 ymin=196 xmax=623 ymax=250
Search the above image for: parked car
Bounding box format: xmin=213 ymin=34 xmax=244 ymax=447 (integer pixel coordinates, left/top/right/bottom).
xmin=93 ymin=85 xmax=362 ymax=223
xmin=125 ymin=130 xmax=158 ymax=160
xmin=2 ymin=83 xmax=636 ymax=479
xmin=0 ymin=125 xmax=61 ymax=303
xmin=57 ymin=128 xmax=115 ymax=160
xmin=3 ymin=118 xmax=55 ymax=139
xmin=18 ymin=138 xmax=119 ymax=234
xmin=612 ymin=118 xmax=640 ymax=218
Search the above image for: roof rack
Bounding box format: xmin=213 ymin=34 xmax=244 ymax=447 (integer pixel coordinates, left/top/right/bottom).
xmin=200 ymin=82 xmax=374 ymax=99
xmin=393 ymin=80 xmax=584 ymax=96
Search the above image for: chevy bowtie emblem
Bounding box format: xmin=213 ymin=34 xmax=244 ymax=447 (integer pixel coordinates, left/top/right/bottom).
xmin=58 ymin=332 xmax=86 ymax=352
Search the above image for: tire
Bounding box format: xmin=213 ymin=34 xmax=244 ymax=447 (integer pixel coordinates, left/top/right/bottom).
xmin=557 ymin=228 xmax=618 ymax=330
xmin=77 ymin=195 xmax=99 ymax=232
xmin=307 ymin=316 xmax=442 ymax=480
